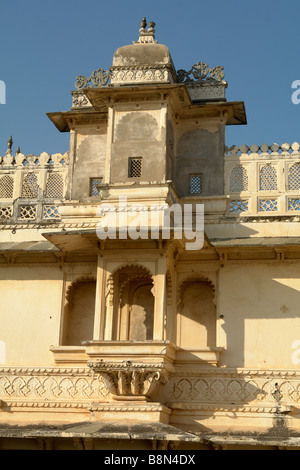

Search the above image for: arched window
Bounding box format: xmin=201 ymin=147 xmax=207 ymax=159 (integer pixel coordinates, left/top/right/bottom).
xmin=288 ymin=163 xmax=300 ymax=190
xmin=128 ymin=283 xmax=154 ymax=341
xmin=22 ymin=173 xmax=39 ymax=198
xmin=230 ymin=166 xmax=248 ymax=192
xmin=0 ymin=175 xmax=13 ymax=198
xmin=260 ymin=165 xmax=277 ymax=191
xmin=109 ymin=264 xmax=154 ymax=341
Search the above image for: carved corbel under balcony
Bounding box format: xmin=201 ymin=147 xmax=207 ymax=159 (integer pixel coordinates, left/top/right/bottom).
xmin=85 ymin=340 xmax=177 ymax=402
xmin=88 ymin=360 xmax=169 ymax=401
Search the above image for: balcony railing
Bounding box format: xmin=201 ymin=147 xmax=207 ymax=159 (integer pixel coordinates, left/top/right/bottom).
xmin=225 ymin=142 xmax=300 ymax=216
xmin=0 ymin=151 xmax=68 ymax=224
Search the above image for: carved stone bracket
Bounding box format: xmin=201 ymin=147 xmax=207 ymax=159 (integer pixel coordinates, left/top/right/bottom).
xmin=88 ymin=360 xmax=169 ymax=400
xmin=84 ymin=340 xmax=177 ymax=402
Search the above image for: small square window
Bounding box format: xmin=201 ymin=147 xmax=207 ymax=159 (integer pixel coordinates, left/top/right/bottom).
xmin=90 ymin=177 xmax=103 ymax=197
xmin=129 ymin=158 xmax=142 ymax=178
xmin=189 ymin=174 xmax=202 ymax=194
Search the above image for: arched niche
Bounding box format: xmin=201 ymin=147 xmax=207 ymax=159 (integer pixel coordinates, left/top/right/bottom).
xmin=62 ymin=276 xmax=96 ymax=346
xmin=108 ymin=264 xmax=155 ymax=341
xmin=114 ymin=112 xmax=159 ymax=142
xmin=177 ymin=277 xmax=216 ymax=349
xmin=128 ymin=282 xmax=154 ymax=341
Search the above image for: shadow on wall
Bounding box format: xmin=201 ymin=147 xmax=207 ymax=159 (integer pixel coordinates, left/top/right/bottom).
xmin=219 ymin=266 xmax=300 ymax=368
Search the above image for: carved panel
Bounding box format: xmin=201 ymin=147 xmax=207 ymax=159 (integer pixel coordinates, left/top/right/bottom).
xmin=0 ymin=368 xmax=109 ymax=407
xmin=167 ymin=370 xmax=300 ymax=411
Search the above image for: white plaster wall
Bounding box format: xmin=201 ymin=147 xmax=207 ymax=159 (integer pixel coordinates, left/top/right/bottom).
xmin=219 ymin=262 xmax=300 ymax=369
xmin=0 ymin=266 xmax=63 ymax=366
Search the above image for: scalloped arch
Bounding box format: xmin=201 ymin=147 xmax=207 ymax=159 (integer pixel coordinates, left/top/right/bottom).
xmin=65 ymin=275 xmax=96 ymax=306
xmin=177 ymin=275 xmax=216 ymax=307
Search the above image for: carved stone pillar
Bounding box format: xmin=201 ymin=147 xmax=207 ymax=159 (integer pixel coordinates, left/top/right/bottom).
xmin=93 ymin=255 xmax=106 ymax=340
xmin=153 ymin=256 xmax=167 ymax=340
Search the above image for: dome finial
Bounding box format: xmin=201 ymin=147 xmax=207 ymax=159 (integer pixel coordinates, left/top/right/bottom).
xmin=140 ymin=17 xmax=147 ymax=31
xmin=136 ymin=17 xmax=157 ymax=44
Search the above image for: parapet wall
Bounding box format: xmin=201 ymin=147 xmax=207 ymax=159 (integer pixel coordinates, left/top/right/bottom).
xmin=225 ymin=142 xmax=300 ymax=217
xmin=0 ymin=151 xmax=68 ymax=225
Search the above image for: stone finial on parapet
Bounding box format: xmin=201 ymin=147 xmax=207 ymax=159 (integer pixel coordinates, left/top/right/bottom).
xmin=135 ymin=17 xmax=157 ymax=44
xmin=5 ymin=136 xmax=13 ymax=155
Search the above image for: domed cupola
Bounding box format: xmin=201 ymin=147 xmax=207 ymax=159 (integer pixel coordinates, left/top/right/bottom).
xmin=110 ymin=18 xmax=177 ymax=86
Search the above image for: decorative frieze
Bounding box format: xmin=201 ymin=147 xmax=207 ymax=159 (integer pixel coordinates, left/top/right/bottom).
xmin=110 ymin=65 xmax=176 ymax=86
xmin=167 ymin=369 xmax=300 ymax=412
xmin=0 ymin=367 xmax=109 ymax=408
xmin=1 ymin=367 xmax=300 ymax=415
xmin=71 ymin=91 xmax=93 ymax=109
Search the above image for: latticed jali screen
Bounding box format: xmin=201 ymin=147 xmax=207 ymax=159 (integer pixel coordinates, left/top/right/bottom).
xmin=90 ymin=178 xmax=102 ymax=197
xmin=43 ymin=205 xmax=60 ymax=219
xmin=230 ymin=166 xmax=248 ymax=192
xmin=22 ymin=173 xmax=39 ymax=198
xmin=129 ymin=158 xmax=142 ymax=178
xmin=288 ymin=163 xmax=300 ymax=190
xmin=0 ymin=206 xmax=13 ymax=220
xmin=18 ymin=205 xmax=37 ymax=220
xmin=259 ymin=165 xmax=278 ymax=191
xmin=0 ymin=175 xmax=14 ymax=198
xmin=259 ymin=199 xmax=278 ymax=212
xmin=229 ymin=200 xmax=248 ymax=213
xmin=189 ymin=174 xmax=202 ymax=194
xmin=45 ymin=174 xmax=64 ymax=198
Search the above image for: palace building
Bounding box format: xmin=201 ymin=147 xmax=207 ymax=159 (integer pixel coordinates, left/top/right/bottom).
xmin=1 ymin=19 xmax=300 ymax=450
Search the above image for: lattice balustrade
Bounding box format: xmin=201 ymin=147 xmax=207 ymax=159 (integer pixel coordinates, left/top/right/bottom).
xmin=0 ymin=150 xmax=68 ymax=224
xmin=229 ymin=200 xmax=249 ymax=214
xmin=45 ymin=173 xmax=64 ymax=198
xmin=288 ymin=198 xmax=300 ymax=211
xmin=43 ymin=205 xmax=60 ymax=219
xmin=22 ymin=173 xmax=39 ymax=198
xmin=225 ymin=142 xmax=300 ymax=216
xmin=0 ymin=175 xmax=13 ymax=198
xmin=259 ymin=199 xmax=278 ymax=212
xmin=0 ymin=206 xmax=12 ymax=220
xmin=18 ymin=205 xmax=37 ymax=220
xmin=230 ymin=166 xmax=248 ymax=192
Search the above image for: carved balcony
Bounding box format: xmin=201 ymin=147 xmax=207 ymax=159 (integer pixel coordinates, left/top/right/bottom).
xmin=84 ymin=340 xmax=177 ymax=402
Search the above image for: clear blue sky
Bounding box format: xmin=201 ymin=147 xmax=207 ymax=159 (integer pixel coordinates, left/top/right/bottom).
xmin=1 ymin=0 xmax=300 ymax=156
